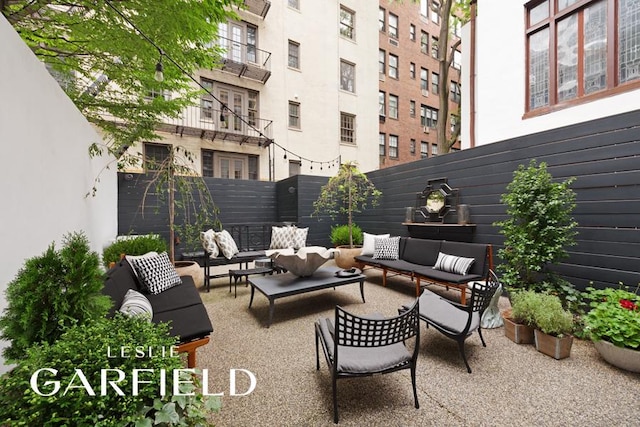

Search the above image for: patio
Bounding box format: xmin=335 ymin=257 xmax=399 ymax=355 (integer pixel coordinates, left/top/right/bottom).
xmin=198 ymin=261 xmax=640 ymax=426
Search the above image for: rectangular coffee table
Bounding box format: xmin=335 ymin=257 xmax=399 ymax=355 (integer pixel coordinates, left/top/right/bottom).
xmin=248 ymin=266 xmax=365 ymax=327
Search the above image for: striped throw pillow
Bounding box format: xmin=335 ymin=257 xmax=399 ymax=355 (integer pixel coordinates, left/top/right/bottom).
xmin=119 ymin=289 xmax=153 ymax=320
xmin=433 ymin=252 xmax=475 ymax=275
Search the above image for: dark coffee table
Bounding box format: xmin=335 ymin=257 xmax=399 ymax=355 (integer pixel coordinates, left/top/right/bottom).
xmin=248 ymin=266 xmax=366 ymax=327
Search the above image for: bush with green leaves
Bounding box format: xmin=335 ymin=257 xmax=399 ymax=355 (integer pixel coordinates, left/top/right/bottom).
xmin=529 ymin=292 xmax=574 ymax=337
xmin=0 ymin=315 xmax=220 ymax=426
xmin=102 ymin=234 xmax=168 ymax=268
xmin=330 ymin=224 xmax=363 ymax=247
xmin=494 ymin=160 xmax=578 ymax=295
xmin=0 ymin=232 xmax=111 ymax=362
xmin=583 ymin=285 xmax=640 ymax=349
xmin=509 ymin=290 xmax=539 ymax=326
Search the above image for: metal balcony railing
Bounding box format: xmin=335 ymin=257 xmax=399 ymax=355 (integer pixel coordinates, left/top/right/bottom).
xmin=240 ymin=0 xmax=271 ymax=18
xmin=215 ymin=36 xmax=271 ymax=83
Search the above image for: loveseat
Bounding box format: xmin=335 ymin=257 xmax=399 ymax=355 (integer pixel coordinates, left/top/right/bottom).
xmin=355 ymin=237 xmax=493 ymax=303
xmin=102 ymin=258 xmax=213 ymax=368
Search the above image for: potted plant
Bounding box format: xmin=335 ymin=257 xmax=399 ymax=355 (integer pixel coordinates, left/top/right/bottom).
xmin=493 ymin=160 xmax=578 ymax=300
xmin=102 ymin=233 xmax=168 ymax=268
xmin=583 ymin=284 xmax=640 ymax=372
xmin=530 ymin=292 xmax=574 ymax=359
xmin=312 ymin=162 xmax=381 ymax=268
xmin=330 ymin=224 xmax=363 ymax=247
xmin=503 ymin=290 xmax=537 ymax=344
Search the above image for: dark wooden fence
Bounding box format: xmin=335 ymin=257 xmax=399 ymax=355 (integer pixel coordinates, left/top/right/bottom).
xmin=118 ymin=109 xmax=640 ymax=290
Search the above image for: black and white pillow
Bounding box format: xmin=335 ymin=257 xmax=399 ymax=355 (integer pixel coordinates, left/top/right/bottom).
xmin=119 ymin=289 xmax=153 ymax=320
xmin=361 ymin=232 xmax=390 ymax=256
xmin=215 ymin=229 xmax=240 ymax=259
xmin=373 ymin=236 xmax=401 ymax=260
xmin=292 ymin=227 xmax=308 ymax=250
xmin=130 ymin=251 xmax=182 ymax=294
xmin=269 ymin=226 xmax=295 ymax=249
xmin=200 ymin=229 xmax=220 ymax=257
xmin=433 ymin=252 xmax=475 ymax=275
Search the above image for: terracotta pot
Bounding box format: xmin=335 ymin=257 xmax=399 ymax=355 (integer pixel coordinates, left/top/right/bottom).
xmin=593 ymin=340 xmax=640 ymax=373
xmin=534 ymin=329 xmax=573 ymax=360
xmin=334 ymin=246 xmax=363 ymax=269
xmin=174 ymin=260 xmax=204 ymax=288
xmin=503 ymin=317 xmax=535 ymax=344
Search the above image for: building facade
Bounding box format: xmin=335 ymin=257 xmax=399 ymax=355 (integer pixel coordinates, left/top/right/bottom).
xmin=124 ymin=0 xmax=379 ymax=181
xmin=378 ymin=0 xmax=462 ymax=168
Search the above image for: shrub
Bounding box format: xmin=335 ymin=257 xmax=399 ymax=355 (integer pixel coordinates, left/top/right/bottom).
xmin=531 ymin=293 xmax=574 ymax=337
xmin=0 ymin=232 xmax=111 ymax=362
xmin=330 ymin=224 xmax=363 ymax=247
xmin=583 ymin=285 xmax=640 ymax=349
xmin=0 ymin=315 xmax=220 ymax=426
xmin=102 ymin=234 xmax=168 ymax=268
xmin=509 ymin=290 xmax=539 ymax=326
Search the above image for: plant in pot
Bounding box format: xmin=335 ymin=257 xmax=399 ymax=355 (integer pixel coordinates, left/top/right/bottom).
xmin=312 ymin=162 xmax=381 ymax=269
xmin=503 ymin=290 xmax=538 ymax=344
xmin=102 ymin=233 xmax=168 ymax=268
xmin=582 ymin=284 xmax=640 ymax=372
xmin=530 ymin=292 xmax=574 ymax=360
xmin=494 ymin=160 xmax=578 ymax=304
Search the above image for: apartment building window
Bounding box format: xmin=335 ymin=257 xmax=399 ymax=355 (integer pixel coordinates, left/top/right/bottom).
xmin=339 ymin=6 xmax=355 ymax=40
xmin=340 ymin=60 xmax=355 ymax=92
xmin=410 ymin=24 xmax=416 ymax=41
xmin=431 ymin=1 xmax=440 ymax=24
xmin=420 ymin=68 xmax=429 ymax=92
xmin=218 ymin=21 xmax=258 ymax=64
xmin=248 ymin=90 xmax=258 ymax=125
xmin=451 ymin=81 xmax=461 ymax=103
xmin=420 ymin=141 xmax=428 ymax=158
xmin=450 ymin=115 xmax=459 ymax=133
xmin=410 ymin=62 xmax=416 ymax=79
xmin=379 ymin=133 xmax=386 ymax=156
xmin=379 ymin=49 xmax=386 ymax=75
xmin=389 ymin=135 xmax=399 ymax=158
xmin=420 ymin=31 xmax=429 ymax=53
xmin=421 ymin=105 xmax=438 ymax=128
xmin=389 ymin=94 xmax=399 ymax=119
xmin=431 ymin=36 xmax=439 ymax=59
xmin=200 ymin=78 xmax=214 ymax=119
xmin=432 ymin=72 xmax=439 ymax=94
xmin=420 ymin=0 xmax=429 ymax=17
xmin=526 ymin=0 xmax=640 ymax=114
xmin=379 ymin=91 xmax=386 ymax=116
xmin=202 ymin=150 xmax=259 ymax=180
xmin=389 ymin=54 xmax=399 ymax=78
xmin=288 ymin=0 xmax=299 ymax=10
xmin=410 ymin=100 xmax=416 ymax=117
xmin=389 ymin=13 xmax=399 ymax=39
xmin=432 ymin=143 xmax=439 ymax=156
xmin=453 ymin=50 xmax=462 ymax=70
xmin=246 ymin=25 xmax=257 ymax=63
xmin=410 ymin=138 xmax=416 ymax=155
xmin=379 ymin=7 xmax=386 ymax=31
xmin=144 ymin=143 xmax=170 ymax=170
xmin=340 ymin=112 xmax=356 ymax=144
xmin=288 ymin=101 xmax=300 ymax=129
xmin=289 ymin=160 xmax=301 ymax=176
xmin=288 ymin=40 xmax=300 ymax=69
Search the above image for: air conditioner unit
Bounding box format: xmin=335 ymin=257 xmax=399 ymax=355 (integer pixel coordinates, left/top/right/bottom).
xmin=423 ymin=126 xmax=430 ymax=134
xmin=379 ymin=73 xmax=386 ymax=81
xmin=389 ymin=38 xmax=399 ymax=47
xmin=421 ymin=89 xmax=429 ymax=97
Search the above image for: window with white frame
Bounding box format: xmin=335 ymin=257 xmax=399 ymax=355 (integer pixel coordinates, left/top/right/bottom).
xmin=453 ymin=50 xmax=462 ymax=70
xmin=432 ymin=72 xmax=439 ymax=94
xmin=410 ymin=62 xmax=416 ymax=79
xmin=379 ymin=49 xmax=386 ymax=75
xmin=431 ymin=36 xmax=439 ymax=58
xmin=379 ymin=7 xmax=386 ymax=31
xmin=202 ymin=150 xmax=259 ymax=180
xmin=389 ymin=135 xmax=399 ymax=158
xmin=339 ymin=6 xmax=355 ymax=40
xmin=379 ymin=91 xmax=386 ymax=116
xmin=288 ymin=40 xmax=300 ymax=69
xmin=389 ymin=94 xmax=399 ymax=119
xmin=144 ymin=143 xmax=170 ymax=170
xmin=288 ymin=101 xmax=300 ymax=129
xmin=420 ymin=68 xmax=429 ymax=92
xmin=340 ymin=112 xmax=356 ymax=144
xmin=432 ymin=143 xmax=439 ymax=156
xmin=410 ymin=138 xmax=416 ymax=155
xmin=389 ymin=13 xmax=399 ymax=39
xmin=379 ymin=133 xmax=386 ymax=156
xmin=340 ymin=60 xmax=355 ymax=92
xmin=389 ymin=54 xmax=398 ymax=78
xmin=410 ymin=24 xmax=416 ymax=41
xmin=420 ymin=0 xmax=429 ymax=17
xmin=431 ymin=1 xmax=440 ymax=24
xmin=410 ymin=100 xmax=416 ymax=117
xmin=421 ymin=105 xmax=438 ymax=128
xmin=450 ymin=81 xmax=461 ymax=103
xmin=420 ymin=141 xmax=428 ymax=158
xmin=421 ymin=31 xmax=429 ymax=53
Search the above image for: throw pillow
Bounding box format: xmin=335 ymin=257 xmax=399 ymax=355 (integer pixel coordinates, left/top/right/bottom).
xmin=129 ymin=251 xmax=182 ymax=295
xmin=200 ymin=229 xmax=220 ymax=258
xmin=361 ymin=232 xmax=391 ymax=256
xmin=269 ymin=226 xmax=295 ymax=249
xmin=373 ymin=236 xmax=401 ymax=260
xmin=215 ymin=229 xmax=240 ymax=260
xmin=292 ymin=227 xmax=309 ymax=250
xmin=119 ymin=289 xmax=153 ymax=320
xmin=433 ymin=252 xmax=475 ymax=275
xmin=125 ymin=251 xmax=159 ymax=279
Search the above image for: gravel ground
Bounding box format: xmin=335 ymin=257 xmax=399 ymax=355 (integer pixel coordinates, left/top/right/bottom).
xmin=195 ymin=262 xmax=640 ymax=427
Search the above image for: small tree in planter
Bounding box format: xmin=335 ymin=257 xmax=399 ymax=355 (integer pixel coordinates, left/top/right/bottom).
xmin=494 ymin=160 xmax=578 ymax=302
xmin=312 ymin=162 xmax=381 ymax=248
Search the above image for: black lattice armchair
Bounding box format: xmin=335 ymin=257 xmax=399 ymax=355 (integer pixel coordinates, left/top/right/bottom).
xmin=417 ymin=270 xmax=500 ymax=373
xmin=315 ymin=300 xmax=420 ymax=423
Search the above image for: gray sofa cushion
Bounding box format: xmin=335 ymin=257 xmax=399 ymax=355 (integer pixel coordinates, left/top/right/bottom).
xmin=103 ymin=260 xmax=142 ymax=317
xmin=402 ymin=238 xmax=442 ymax=266
xmin=419 ymin=289 xmax=479 ymax=333
xmin=153 ymin=303 xmax=213 ymax=343
xmin=145 ymin=275 xmax=203 ymax=314
xmin=440 ymin=241 xmax=489 ymax=277
xmin=413 ymin=265 xmax=481 ymax=284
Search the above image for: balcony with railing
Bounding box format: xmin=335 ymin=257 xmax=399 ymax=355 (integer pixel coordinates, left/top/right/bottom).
xmin=216 ymin=37 xmax=271 ymax=83
xmin=240 ymin=0 xmax=271 ymax=18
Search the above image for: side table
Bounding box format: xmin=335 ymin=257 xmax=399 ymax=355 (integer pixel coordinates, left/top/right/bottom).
xmin=228 ymin=267 xmax=273 ymax=298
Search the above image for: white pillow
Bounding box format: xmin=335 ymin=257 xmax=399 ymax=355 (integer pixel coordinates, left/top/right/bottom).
xmin=119 ymin=289 xmax=153 ymax=320
xmin=361 ymin=233 xmax=390 ymax=256
xmin=269 ymin=226 xmax=295 ymax=249
xmin=125 ymin=251 xmax=158 ymax=278
xmin=292 ymin=227 xmax=308 ymax=250
xmin=214 ymin=229 xmax=240 ymax=260
xmin=200 ymin=229 xmax=220 ymax=258
xmin=373 ymin=236 xmax=401 ymax=260
xmin=433 ymin=252 xmax=475 ymax=275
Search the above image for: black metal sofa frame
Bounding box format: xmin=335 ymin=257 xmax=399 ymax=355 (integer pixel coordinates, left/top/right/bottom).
xmin=355 ymin=237 xmax=493 ymax=303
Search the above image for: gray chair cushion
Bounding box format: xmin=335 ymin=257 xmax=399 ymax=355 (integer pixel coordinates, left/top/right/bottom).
xmin=419 ymin=289 xmax=479 ymax=333
xmin=337 ymin=344 xmax=412 ymax=374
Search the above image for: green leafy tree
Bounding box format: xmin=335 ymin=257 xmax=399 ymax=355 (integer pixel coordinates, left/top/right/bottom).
xmin=312 ymin=162 xmax=382 ymax=248
xmin=494 ymin=160 xmax=578 ymax=292
xmin=1 ymin=0 xmax=245 ymax=160
xmin=0 ymin=232 xmax=111 ymax=362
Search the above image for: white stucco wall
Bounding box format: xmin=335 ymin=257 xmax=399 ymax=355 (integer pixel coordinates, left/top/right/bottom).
xmin=463 ymin=0 xmax=640 ymax=147
xmin=0 ymin=16 xmax=117 ymax=373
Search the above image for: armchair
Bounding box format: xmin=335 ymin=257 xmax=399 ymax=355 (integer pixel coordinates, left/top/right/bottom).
xmin=315 ymin=300 xmax=420 ymax=423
